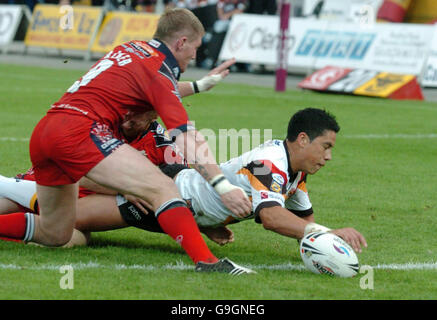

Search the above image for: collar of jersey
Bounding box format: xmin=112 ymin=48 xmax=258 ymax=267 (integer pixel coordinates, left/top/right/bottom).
xmin=283 ymin=139 xmax=297 ymax=182
xmin=149 ymin=39 xmax=181 ymax=81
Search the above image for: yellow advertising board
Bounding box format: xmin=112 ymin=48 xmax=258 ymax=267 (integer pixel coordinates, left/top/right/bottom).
xmin=353 ymin=72 xmax=415 ymax=98
xmin=24 ymin=4 xmax=103 ymax=50
xmin=405 ymin=0 xmax=437 ymax=23
xmin=91 ymin=11 xmax=159 ymax=53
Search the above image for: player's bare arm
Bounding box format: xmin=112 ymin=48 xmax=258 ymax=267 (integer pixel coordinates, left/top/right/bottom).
xmin=177 ymin=58 xmax=236 ymax=97
xmin=175 ymin=130 xmax=252 ymax=218
xmin=0 ymin=198 xmax=20 ymax=214
xmin=259 ymin=205 xmax=367 ymax=253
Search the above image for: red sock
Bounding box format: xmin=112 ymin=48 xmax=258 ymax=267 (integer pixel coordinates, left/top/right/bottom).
xmin=0 ymin=212 xmax=27 ymax=239
xmin=157 ymin=207 xmax=218 ymax=264
xmin=0 ymin=236 xmax=23 ymax=243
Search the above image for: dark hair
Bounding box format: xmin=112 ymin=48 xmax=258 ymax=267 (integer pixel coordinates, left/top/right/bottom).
xmin=287 ymin=108 xmax=340 ymax=142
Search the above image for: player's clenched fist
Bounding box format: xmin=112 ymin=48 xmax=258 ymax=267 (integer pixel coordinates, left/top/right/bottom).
xmin=220 ymin=188 xmax=252 ymax=218
xmin=210 ymin=174 xmax=251 ymax=218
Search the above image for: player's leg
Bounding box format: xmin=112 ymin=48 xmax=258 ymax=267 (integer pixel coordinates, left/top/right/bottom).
xmin=0 ymin=175 xmax=38 ymax=213
xmin=75 ymin=194 xmax=128 ymax=232
xmin=30 ymin=183 xmax=78 ymax=246
xmin=0 ymin=178 xmax=35 ymax=241
xmin=86 ymin=144 xmax=219 ymax=264
xmin=0 ymin=183 xmax=77 ymax=246
xmin=0 ymin=198 xmax=20 ymax=214
xmin=86 ymin=144 xmax=179 ymax=210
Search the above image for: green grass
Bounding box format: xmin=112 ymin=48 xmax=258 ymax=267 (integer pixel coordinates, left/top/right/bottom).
xmin=0 ymin=63 xmax=437 ymax=300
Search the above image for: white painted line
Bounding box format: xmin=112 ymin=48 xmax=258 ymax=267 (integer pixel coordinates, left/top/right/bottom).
xmin=0 ymin=137 xmax=30 ymax=142
xmin=372 ymin=262 xmax=437 ymax=270
xmin=0 ymin=261 xmax=436 ymax=271
xmin=2 ymin=133 xmax=437 ymax=143
xmin=341 ymin=133 xmax=437 ymax=139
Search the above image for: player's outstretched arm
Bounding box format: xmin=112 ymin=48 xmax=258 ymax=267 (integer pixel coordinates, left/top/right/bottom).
xmin=175 ymin=130 xmax=251 ymax=218
xmin=178 ymin=58 xmax=236 ymax=98
xmin=259 ymin=206 xmax=367 ymax=253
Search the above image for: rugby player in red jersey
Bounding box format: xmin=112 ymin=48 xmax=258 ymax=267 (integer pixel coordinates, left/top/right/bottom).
xmin=0 ymin=111 xmax=234 ymax=249
xmin=0 ymin=8 xmax=253 ymax=274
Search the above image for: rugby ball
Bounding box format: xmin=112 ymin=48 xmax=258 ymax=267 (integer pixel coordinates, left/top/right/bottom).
xmin=300 ymin=232 xmax=359 ymax=278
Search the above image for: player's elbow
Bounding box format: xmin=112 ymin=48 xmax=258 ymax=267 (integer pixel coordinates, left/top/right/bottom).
xmin=259 ymin=211 xmax=279 ymax=232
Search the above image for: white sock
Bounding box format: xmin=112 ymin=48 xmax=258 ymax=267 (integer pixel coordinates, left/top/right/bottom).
xmin=0 ymin=175 xmax=37 ymax=211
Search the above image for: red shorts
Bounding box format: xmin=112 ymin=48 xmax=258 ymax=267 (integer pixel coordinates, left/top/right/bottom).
xmin=29 ymin=112 xmax=124 ymax=186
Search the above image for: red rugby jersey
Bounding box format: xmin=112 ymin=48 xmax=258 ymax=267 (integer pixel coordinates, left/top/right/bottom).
xmin=17 ymin=121 xmax=186 ymax=200
xmin=49 ymin=39 xmax=192 ymax=136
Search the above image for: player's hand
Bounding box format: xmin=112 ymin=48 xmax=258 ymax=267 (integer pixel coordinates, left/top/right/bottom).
xmin=195 ymin=58 xmax=236 ymax=92
xmin=220 ymin=187 xmax=252 ymax=219
xmin=331 ymin=228 xmax=367 ymax=253
xmin=207 ymin=58 xmax=236 ymax=79
xmin=200 ymin=226 xmax=234 ymax=246
xmin=124 ymin=194 xmax=153 ymax=214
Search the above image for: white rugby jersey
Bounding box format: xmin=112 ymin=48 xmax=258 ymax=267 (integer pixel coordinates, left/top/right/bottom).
xmin=175 ymin=140 xmax=313 ymax=227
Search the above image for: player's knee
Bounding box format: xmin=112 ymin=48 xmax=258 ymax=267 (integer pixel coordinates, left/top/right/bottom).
xmin=160 ymin=175 xmax=179 ymax=193
xmin=155 ymin=198 xmax=187 ymax=218
xmin=147 ymin=174 xmax=180 ymax=206
xmin=62 ymin=230 xmax=90 ymax=248
xmin=41 ymin=228 xmax=74 ymax=247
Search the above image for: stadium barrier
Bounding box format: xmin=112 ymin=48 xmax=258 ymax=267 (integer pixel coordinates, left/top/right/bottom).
xmin=2 ymin=4 xmax=437 ymax=89
xmin=20 ymin=4 xmax=159 ymax=60
xmin=24 ymin=4 xmax=104 ymax=54
xmin=298 ymin=65 xmax=424 ymax=100
xmin=90 ymin=11 xmax=159 ymax=54
xmin=219 ymin=13 xmax=435 ymax=86
xmin=0 ymin=5 xmax=31 ymax=53
xmin=405 ymin=0 xmax=437 ymax=24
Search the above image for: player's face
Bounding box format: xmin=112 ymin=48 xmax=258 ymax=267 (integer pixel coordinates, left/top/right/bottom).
xmin=176 ymin=35 xmax=202 ymax=72
xmin=301 ymin=130 xmax=336 ymax=175
xmin=121 ymin=110 xmax=158 ymax=141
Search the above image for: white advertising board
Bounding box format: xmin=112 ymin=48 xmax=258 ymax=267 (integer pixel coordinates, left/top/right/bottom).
xmin=303 ymin=0 xmax=383 ymax=23
xmin=220 ymin=14 xmax=434 ymax=76
xmin=421 ymin=24 xmax=437 ymax=87
xmin=0 ymin=5 xmax=26 ymax=46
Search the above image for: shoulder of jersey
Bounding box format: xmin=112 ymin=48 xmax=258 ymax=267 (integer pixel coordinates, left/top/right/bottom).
xmin=254 ymin=140 xmax=286 ymax=162
xmin=253 ymin=140 xmax=289 ymax=181
xmin=150 ymin=122 xmax=174 ymax=147
xmin=124 ymin=40 xmax=162 ymax=60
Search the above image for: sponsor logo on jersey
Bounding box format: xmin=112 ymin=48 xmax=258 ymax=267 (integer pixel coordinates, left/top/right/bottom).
xmin=270 ymin=181 xmax=281 ymax=193
xmin=127 ymin=204 xmax=142 ymax=221
xmin=90 ymin=122 xmax=123 ymax=156
xmin=129 ymin=41 xmax=158 ymax=58
xmin=271 ymin=173 xmax=285 ymax=185
xmin=148 ymin=39 xmax=161 ymax=48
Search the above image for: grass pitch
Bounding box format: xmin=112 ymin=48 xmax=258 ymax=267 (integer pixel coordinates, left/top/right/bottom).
xmin=0 ymin=63 xmax=437 ymax=300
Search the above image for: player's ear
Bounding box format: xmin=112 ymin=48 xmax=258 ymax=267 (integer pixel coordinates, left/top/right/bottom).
xmin=297 ymin=132 xmax=310 ymax=147
xmin=176 ymin=36 xmax=187 ymax=51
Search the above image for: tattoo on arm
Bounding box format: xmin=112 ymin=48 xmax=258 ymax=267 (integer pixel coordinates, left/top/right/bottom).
xmin=196 ymin=164 xmax=211 ymax=181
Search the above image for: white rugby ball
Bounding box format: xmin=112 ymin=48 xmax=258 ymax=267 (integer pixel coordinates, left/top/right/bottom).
xmin=300 ymin=232 xmax=359 ymax=278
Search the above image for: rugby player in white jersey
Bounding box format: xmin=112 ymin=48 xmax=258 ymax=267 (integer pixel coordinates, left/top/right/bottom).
xmin=0 ymin=108 xmax=367 ymax=270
